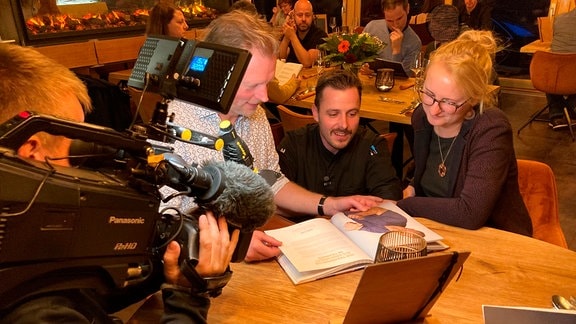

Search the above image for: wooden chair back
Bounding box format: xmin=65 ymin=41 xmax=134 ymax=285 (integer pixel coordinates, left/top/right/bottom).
xmin=379 ymin=132 xmax=396 ymax=154
xmin=277 ymin=105 xmax=316 ymax=132
xmin=314 ymin=14 xmax=328 ymax=33
xmin=94 ymin=36 xmax=146 ymax=65
xmin=32 ymin=41 xmax=98 ymax=69
xmin=530 ymin=51 xmax=576 ymax=95
xmin=517 ymin=159 xmax=567 ymax=248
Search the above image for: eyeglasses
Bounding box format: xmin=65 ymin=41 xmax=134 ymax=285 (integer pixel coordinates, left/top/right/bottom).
xmin=418 ymin=89 xmax=470 ymax=113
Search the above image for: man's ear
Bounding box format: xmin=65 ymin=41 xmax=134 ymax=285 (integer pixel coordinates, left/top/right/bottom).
xmin=312 ymin=104 xmax=320 ymax=122
xmin=17 ymin=135 xmax=46 ymax=161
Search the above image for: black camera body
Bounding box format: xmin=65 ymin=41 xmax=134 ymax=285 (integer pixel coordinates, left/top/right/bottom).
xmin=0 ymin=37 xmax=262 ymax=314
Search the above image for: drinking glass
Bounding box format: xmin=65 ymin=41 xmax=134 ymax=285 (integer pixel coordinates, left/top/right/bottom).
xmin=375 ymin=68 xmax=395 ymax=92
xmin=411 ymin=52 xmax=427 ymax=104
xmin=329 ymin=17 xmax=337 ymax=33
xmin=314 ymin=48 xmax=325 ymax=78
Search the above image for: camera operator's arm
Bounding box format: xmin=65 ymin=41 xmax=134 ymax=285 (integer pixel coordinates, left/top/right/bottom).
xmin=160 ymin=212 xmax=239 ymax=323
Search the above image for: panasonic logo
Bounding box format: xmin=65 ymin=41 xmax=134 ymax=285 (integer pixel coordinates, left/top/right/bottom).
xmin=114 ymin=242 xmax=138 ymax=250
xmin=108 ymin=216 xmax=145 ymax=224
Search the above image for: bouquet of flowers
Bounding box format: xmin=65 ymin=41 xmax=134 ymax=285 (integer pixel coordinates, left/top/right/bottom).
xmin=319 ymin=32 xmax=385 ymax=70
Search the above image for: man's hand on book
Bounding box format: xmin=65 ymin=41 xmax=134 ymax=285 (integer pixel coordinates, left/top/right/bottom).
xmin=245 ymin=230 xmax=283 ymax=262
xmin=324 ymin=195 xmax=384 ymax=216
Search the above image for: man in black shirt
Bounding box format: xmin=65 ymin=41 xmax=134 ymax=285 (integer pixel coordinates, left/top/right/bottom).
xmin=278 ymin=70 xmax=402 ymax=219
xmin=279 ymin=0 xmax=327 ymax=67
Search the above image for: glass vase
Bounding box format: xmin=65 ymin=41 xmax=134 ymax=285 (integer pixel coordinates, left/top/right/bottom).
xmin=342 ymin=63 xmax=360 ymax=75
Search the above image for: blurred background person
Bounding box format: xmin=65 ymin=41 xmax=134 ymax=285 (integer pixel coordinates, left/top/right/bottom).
xmin=270 ymin=0 xmax=293 ymax=27
xmin=279 ymin=0 xmax=327 ymax=67
xmin=546 ymin=8 xmax=576 ymax=130
xmin=146 ymin=1 xmax=189 ymax=38
xmin=456 ymin=0 xmax=493 ymax=30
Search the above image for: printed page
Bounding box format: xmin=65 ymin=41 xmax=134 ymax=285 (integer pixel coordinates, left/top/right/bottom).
xmin=275 ymin=60 xmax=303 ymax=86
xmin=265 ymin=218 xmax=371 ymax=273
xmin=331 ymin=201 xmax=445 ymax=260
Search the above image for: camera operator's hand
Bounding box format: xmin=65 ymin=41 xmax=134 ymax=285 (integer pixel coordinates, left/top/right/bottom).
xmin=163 ymin=212 xmax=239 ymax=287
xmin=244 ymin=230 xmax=282 ymax=262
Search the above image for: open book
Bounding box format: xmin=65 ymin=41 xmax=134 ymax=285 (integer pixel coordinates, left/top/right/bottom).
xmin=275 ymin=60 xmax=303 ymax=86
xmin=265 ymin=201 xmax=446 ymax=285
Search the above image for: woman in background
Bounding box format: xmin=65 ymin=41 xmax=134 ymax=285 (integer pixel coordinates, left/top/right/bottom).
xmin=397 ymin=31 xmax=532 ymax=237
xmin=146 ymin=1 xmax=189 ymax=38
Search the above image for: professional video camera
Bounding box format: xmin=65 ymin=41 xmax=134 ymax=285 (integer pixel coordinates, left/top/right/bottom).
xmin=0 ymin=36 xmax=276 ymax=314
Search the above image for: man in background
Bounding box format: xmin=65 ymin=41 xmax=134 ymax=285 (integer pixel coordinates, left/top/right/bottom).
xmin=0 ymin=44 xmax=237 ymax=322
xmin=456 ymin=0 xmax=493 ymax=31
xmin=279 ymin=0 xmax=327 ymax=67
xmin=278 ymin=69 xmax=402 ymax=218
xmin=363 ymin=0 xmax=421 ymax=76
xmin=363 ymin=0 xmax=422 ymax=180
xmin=547 ymin=8 xmax=576 ymax=129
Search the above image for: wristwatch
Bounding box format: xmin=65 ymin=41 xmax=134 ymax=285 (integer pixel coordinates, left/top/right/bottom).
xmin=180 ymin=259 xmax=233 ymax=298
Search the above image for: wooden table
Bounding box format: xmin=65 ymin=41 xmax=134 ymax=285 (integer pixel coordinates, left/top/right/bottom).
xmin=127 ymin=217 xmax=576 ymax=323
xmin=520 ymin=40 xmax=552 ymax=53
xmin=284 ymin=68 xmax=415 ymax=125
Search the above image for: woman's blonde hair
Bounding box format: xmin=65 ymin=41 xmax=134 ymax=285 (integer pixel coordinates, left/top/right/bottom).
xmin=429 ymin=30 xmax=498 ymax=111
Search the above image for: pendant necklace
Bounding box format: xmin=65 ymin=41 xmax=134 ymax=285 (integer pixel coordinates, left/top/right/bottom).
xmin=437 ymin=134 xmax=457 ymax=178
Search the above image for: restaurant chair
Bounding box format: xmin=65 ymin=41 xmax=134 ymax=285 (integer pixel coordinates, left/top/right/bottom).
xmin=517 ymin=51 xmax=576 ymax=141
xmin=379 ymin=132 xmax=396 ymax=154
xmin=517 ymin=159 xmax=568 ymax=248
xmin=314 ymin=14 xmax=328 ymax=33
xmin=277 ymin=104 xmax=316 ymax=132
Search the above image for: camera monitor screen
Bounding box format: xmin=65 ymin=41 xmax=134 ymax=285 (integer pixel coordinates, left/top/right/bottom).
xmin=128 ymin=35 xmax=182 ymax=90
xmin=128 ymin=35 xmax=251 ymax=115
xmin=164 ymin=41 xmax=251 ymax=115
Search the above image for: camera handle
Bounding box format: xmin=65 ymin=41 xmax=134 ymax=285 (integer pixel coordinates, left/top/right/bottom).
xmin=177 ymin=218 xmax=232 ymax=297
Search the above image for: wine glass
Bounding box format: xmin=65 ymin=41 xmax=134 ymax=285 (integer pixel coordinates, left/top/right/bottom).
xmin=329 ymin=17 xmax=337 ymax=33
xmin=314 ymin=49 xmax=325 ymax=78
xmin=411 ymin=52 xmax=426 ymax=106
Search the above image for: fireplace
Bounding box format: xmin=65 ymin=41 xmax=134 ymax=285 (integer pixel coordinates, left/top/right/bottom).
xmin=7 ymin=0 xmax=231 ymax=46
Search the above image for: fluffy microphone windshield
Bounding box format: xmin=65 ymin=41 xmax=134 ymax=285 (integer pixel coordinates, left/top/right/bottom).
xmin=200 ymin=160 xmax=275 ymax=232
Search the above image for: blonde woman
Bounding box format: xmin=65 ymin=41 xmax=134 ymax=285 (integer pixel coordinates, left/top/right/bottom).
xmin=397 ymin=31 xmax=532 ymax=237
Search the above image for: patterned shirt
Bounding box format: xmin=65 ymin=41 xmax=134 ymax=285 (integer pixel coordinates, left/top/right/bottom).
xmin=159 ymin=99 xmax=288 ymax=213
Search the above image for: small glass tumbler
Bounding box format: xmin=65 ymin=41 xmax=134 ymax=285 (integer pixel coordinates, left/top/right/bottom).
xmin=375 ymin=230 xmax=427 ymax=263
xmin=375 ymin=68 xmax=395 ymax=92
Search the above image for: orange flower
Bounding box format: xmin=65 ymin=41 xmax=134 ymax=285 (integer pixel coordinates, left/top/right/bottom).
xmin=337 ymin=40 xmax=350 ymax=53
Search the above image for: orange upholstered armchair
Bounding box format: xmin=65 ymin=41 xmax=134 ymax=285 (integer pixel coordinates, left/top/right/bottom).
xmin=517 ymin=159 xmax=568 ymax=248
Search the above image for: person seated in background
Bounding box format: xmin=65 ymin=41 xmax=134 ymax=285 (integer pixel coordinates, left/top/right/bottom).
xmin=361 ymin=0 xmax=422 ymax=182
xmin=457 ymin=0 xmax=493 ymax=31
xmin=270 ymin=0 xmax=293 ymax=27
xmin=164 ymin=10 xmax=383 ymax=262
xmin=546 ymin=8 xmax=576 ymax=130
xmin=363 ymin=0 xmax=422 ymax=76
xmin=278 ymin=70 xmax=402 ymax=219
xmin=397 ymin=31 xmax=532 ymax=237
xmin=424 ymin=4 xmax=463 ymax=59
xmin=146 ymin=1 xmax=189 ymax=38
xmin=229 ymin=0 xmax=259 ymax=15
xmin=0 ymin=43 xmax=238 ymax=323
xmin=279 ymin=0 xmax=327 ymax=67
